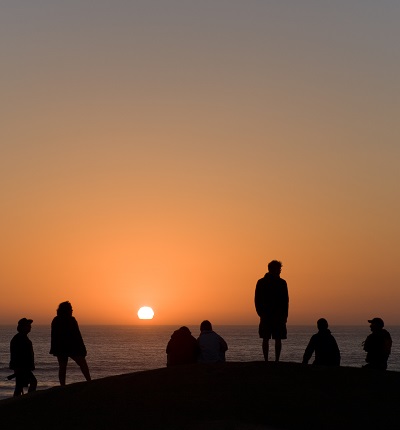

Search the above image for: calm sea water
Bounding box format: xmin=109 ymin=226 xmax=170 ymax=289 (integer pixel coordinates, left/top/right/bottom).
xmin=1 ymin=325 xmax=399 ymax=400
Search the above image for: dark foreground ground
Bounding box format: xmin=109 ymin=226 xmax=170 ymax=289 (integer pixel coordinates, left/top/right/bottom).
xmin=1 ymin=361 xmax=400 ymax=430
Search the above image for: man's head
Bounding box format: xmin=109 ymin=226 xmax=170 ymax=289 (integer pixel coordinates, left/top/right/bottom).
xmin=368 ymin=317 xmax=384 ymax=332
xmin=200 ymin=320 xmax=212 ymax=332
xmin=317 ymin=318 xmax=329 ymax=330
xmin=17 ymin=318 xmax=33 ymax=334
xmin=268 ymin=260 xmax=282 ymax=276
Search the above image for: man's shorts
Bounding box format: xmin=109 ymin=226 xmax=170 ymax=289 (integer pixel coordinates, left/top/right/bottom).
xmin=259 ymin=317 xmax=287 ymax=340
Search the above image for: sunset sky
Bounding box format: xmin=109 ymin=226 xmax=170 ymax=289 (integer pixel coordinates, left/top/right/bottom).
xmin=1 ymin=1 xmax=399 ymax=326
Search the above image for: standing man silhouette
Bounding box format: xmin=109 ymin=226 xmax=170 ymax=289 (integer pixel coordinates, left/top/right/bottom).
xmin=10 ymin=318 xmax=37 ymax=396
xmin=255 ymin=260 xmax=289 ymax=362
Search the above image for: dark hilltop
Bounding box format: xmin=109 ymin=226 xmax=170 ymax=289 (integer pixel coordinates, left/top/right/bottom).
xmin=1 ymin=361 xmax=400 ymax=430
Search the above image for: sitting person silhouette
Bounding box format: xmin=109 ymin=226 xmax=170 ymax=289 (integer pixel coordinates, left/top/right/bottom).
xmin=302 ymin=318 xmax=341 ymax=366
xmin=9 ymin=318 xmax=37 ymax=396
xmin=166 ymin=326 xmax=199 ymax=366
xmin=197 ymin=320 xmax=228 ymax=363
xmin=363 ymin=317 xmax=392 ymax=370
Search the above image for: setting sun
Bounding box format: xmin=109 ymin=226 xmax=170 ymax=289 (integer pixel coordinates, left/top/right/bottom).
xmin=137 ymin=307 xmax=154 ymax=320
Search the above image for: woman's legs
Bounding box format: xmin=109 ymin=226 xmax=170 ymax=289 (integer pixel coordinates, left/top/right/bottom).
xmin=57 ymin=356 xmax=68 ymax=386
xmin=71 ymin=356 xmax=91 ymax=382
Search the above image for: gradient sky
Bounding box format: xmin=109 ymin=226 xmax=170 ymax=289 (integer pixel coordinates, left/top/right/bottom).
xmin=1 ymin=1 xmax=399 ymax=326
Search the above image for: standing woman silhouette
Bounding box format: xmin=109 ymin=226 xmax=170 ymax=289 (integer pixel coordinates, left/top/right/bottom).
xmin=50 ymin=301 xmax=91 ymax=385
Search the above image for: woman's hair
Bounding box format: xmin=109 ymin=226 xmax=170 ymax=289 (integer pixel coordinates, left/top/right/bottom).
xmin=57 ymin=301 xmax=73 ymax=317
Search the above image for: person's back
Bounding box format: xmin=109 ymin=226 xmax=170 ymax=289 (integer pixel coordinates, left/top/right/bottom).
xmin=303 ymin=319 xmax=341 ymax=366
xmin=255 ymin=260 xmax=289 ymax=362
xmin=255 ymin=272 xmax=288 ymax=321
xmin=197 ymin=320 xmax=228 ymax=363
xmin=166 ymin=326 xmax=198 ymax=366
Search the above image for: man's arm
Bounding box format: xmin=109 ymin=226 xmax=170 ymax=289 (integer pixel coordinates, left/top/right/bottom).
xmin=219 ymin=336 xmax=228 ymax=352
xmin=384 ymin=332 xmax=392 ymax=356
xmin=302 ymin=336 xmax=315 ymax=364
xmin=254 ymin=280 xmax=264 ymax=317
xmin=284 ymin=281 xmax=289 ymax=320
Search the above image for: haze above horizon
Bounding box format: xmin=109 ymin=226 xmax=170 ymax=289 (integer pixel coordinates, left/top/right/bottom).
xmin=1 ymin=1 xmax=399 ymax=326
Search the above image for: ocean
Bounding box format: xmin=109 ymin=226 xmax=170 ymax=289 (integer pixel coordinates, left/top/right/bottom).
xmin=1 ymin=324 xmax=399 ymax=400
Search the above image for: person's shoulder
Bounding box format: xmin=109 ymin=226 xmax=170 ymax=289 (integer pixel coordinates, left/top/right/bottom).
xmin=67 ymin=316 xmax=79 ymax=326
xmin=257 ymin=273 xmax=270 ymax=284
xmin=327 ymin=331 xmax=337 ymax=339
xmin=10 ymin=333 xmax=20 ymax=343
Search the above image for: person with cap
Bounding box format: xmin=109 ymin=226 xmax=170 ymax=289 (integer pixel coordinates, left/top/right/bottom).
xmin=362 ymin=317 xmax=392 ymax=370
xmin=9 ymin=318 xmax=37 ymax=396
xmin=302 ymin=318 xmax=341 ymax=366
xmin=255 ymin=260 xmax=289 ymax=361
xmin=50 ymin=301 xmax=91 ymax=385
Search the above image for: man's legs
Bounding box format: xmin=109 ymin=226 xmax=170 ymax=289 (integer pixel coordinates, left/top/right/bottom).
xmin=13 ymin=379 xmax=23 ymax=397
xmin=275 ymin=339 xmax=282 ymax=362
xmin=13 ymin=371 xmax=35 ymax=396
xmin=262 ymin=339 xmax=269 ymax=361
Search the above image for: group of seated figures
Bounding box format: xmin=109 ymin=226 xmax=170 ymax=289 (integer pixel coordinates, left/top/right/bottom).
xmin=166 ymin=317 xmax=392 ymax=372
xmin=166 ymin=320 xmax=228 ymax=366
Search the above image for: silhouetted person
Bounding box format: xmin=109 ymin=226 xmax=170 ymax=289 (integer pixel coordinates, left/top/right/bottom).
xmin=10 ymin=318 xmax=37 ymax=396
xmin=50 ymin=301 xmax=91 ymax=385
xmin=302 ymin=318 xmax=341 ymax=366
xmin=197 ymin=320 xmax=228 ymax=363
xmin=166 ymin=326 xmax=199 ymax=366
xmin=255 ymin=260 xmax=289 ymax=361
xmin=363 ymin=317 xmax=392 ymax=370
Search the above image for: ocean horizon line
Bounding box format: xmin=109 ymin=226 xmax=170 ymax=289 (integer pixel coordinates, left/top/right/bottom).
xmin=0 ymin=323 xmax=395 ymax=327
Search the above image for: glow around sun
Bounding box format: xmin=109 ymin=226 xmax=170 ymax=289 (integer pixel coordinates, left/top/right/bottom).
xmin=137 ymin=306 xmax=154 ymax=320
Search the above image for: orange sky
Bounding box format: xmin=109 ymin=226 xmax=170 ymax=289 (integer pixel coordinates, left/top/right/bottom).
xmin=1 ymin=2 xmax=399 ymax=326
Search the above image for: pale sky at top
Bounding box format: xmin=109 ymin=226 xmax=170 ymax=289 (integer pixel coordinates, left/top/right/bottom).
xmin=1 ymin=1 xmax=399 ymax=325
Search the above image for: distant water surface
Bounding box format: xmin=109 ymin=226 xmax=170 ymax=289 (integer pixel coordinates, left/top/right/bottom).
xmin=1 ymin=325 xmax=399 ymax=400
